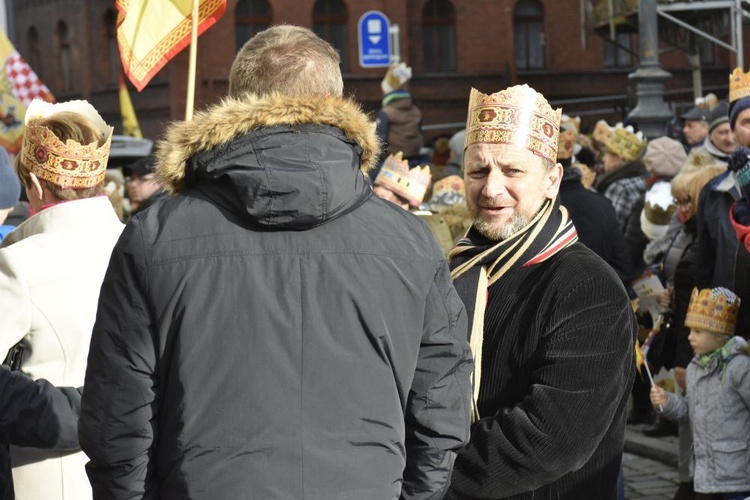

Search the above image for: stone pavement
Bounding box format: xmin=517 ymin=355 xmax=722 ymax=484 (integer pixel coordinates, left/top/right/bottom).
xmin=622 ymin=422 xmax=681 ymax=499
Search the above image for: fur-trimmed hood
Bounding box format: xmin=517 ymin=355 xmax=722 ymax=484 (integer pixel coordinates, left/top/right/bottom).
xmin=152 ymin=94 xmax=380 ymax=229
xmin=155 ymin=94 xmax=379 ymax=194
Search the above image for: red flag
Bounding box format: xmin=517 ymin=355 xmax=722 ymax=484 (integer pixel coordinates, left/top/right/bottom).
xmin=116 ymin=0 xmax=226 ymax=91
xmin=0 ymin=30 xmax=54 ymax=153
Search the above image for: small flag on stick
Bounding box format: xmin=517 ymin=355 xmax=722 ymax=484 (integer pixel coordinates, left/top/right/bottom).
xmin=118 ymin=73 xmax=142 ymax=138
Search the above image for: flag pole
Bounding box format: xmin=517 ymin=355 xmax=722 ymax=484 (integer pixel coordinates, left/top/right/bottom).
xmin=185 ymin=0 xmax=199 ymax=121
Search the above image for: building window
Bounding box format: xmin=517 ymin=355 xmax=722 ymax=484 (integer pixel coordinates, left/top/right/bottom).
xmin=235 ymin=0 xmax=271 ymax=51
xmin=422 ymin=0 xmax=456 ymax=72
xmin=56 ymin=21 xmax=73 ymax=91
xmin=104 ymin=9 xmax=119 ymax=85
xmin=26 ymin=27 xmax=42 ymax=77
xmin=513 ymin=0 xmax=545 ymax=70
xmin=604 ymin=33 xmax=633 ymax=68
xmin=699 ymin=41 xmax=714 ymax=66
xmin=313 ymin=0 xmax=348 ymax=72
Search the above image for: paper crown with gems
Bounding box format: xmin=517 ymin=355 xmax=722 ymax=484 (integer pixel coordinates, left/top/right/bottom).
xmin=374 ymin=152 xmax=431 ymax=207
xmin=606 ymin=123 xmax=647 ymax=162
xmin=685 ymin=287 xmax=740 ymax=337
xmin=557 ymin=128 xmax=578 ymax=161
xmin=21 ymin=99 xmax=113 ymax=189
xmin=729 ymin=67 xmax=750 ymax=103
xmin=464 ymin=85 xmax=562 ymax=165
xmin=592 ymin=119 xmax=613 ymax=144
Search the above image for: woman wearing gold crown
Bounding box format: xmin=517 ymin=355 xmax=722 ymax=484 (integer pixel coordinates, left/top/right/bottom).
xmin=651 ymin=287 xmax=750 ymax=500
xmin=0 ymin=99 xmax=124 ymax=500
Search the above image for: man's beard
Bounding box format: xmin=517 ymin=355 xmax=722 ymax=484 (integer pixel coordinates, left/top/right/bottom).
xmin=472 ymin=210 xmax=531 ymax=241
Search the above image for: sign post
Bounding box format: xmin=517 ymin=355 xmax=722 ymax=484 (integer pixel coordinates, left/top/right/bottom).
xmin=358 ymin=10 xmax=392 ymax=68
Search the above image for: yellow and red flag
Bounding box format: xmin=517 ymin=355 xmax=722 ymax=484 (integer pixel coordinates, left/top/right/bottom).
xmin=116 ymin=0 xmax=226 ymax=91
xmin=0 ymin=30 xmax=54 ymax=153
xmin=118 ymin=73 xmax=142 ymax=138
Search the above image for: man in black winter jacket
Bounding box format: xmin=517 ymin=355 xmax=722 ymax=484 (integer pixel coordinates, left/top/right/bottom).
xmin=79 ymin=26 xmax=472 ymax=500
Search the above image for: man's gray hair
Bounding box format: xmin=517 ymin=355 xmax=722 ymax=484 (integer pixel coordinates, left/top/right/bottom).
xmin=229 ymin=25 xmax=343 ymax=99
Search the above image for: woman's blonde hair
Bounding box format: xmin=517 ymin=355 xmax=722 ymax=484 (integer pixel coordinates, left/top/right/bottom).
xmin=14 ymin=111 xmax=105 ymax=200
xmin=671 ymin=164 xmax=726 ymax=220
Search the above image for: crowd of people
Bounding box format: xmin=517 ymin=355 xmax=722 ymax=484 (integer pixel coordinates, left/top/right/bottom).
xmin=0 ymin=24 xmax=747 ymax=500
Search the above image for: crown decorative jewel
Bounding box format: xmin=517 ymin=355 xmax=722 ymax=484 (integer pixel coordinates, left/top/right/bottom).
xmin=729 ymin=67 xmax=750 ymax=104
xmin=374 ymin=152 xmax=432 ymax=207
xmin=685 ymin=287 xmax=740 ymax=337
xmin=464 ymin=85 xmax=562 ymax=165
xmin=21 ymin=99 xmax=113 ymax=189
xmin=606 ymin=122 xmax=647 ymax=162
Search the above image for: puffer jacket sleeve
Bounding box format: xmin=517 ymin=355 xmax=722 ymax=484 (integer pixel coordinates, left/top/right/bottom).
xmin=401 ymin=259 xmax=472 ymax=500
xmin=0 ymin=366 xmax=81 ymax=450
xmin=79 ymin=218 xmax=158 ymax=500
xmin=661 ymin=390 xmax=689 ymax=423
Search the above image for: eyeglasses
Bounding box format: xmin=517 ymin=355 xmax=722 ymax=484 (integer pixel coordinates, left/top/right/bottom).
xmin=125 ymin=174 xmax=156 ymax=184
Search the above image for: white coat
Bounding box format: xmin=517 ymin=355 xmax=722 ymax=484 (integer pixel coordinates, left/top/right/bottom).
xmin=0 ymin=195 xmax=123 ymax=500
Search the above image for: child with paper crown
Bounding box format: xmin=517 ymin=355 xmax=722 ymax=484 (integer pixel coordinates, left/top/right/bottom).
xmin=650 ymin=287 xmax=750 ymax=499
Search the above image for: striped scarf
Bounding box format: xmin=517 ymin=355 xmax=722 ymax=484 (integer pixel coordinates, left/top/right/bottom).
xmin=448 ymin=196 xmax=577 ymax=421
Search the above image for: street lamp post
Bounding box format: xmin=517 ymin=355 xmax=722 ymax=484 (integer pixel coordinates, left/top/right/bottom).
xmin=627 ymin=0 xmax=674 ymax=139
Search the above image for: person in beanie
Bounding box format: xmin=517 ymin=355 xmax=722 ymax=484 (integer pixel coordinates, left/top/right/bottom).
xmin=374 ymin=62 xmax=424 ymax=174
xmin=79 ymin=26 xmax=472 ymax=500
xmin=0 ymin=149 xmax=20 ymax=240
xmin=695 ymin=67 xmax=750 ymax=338
xmin=689 ymin=100 xmax=737 ymax=165
xmin=122 ymin=155 xmax=165 ymax=215
xmin=651 ymin=287 xmax=750 ymax=499
xmin=444 ymin=85 xmax=635 ymax=499
xmin=595 ymin=123 xmax=649 ymax=231
xmin=681 ymin=105 xmax=710 ymax=151
xmin=0 ymin=99 xmax=124 ymax=500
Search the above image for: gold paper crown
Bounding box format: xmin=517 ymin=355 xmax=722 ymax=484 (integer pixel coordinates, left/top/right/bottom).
xmin=21 ymin=99 xmax=113 ymax=189
xmin=606 ymin=123 xmax=647 ymax=162
xmin=643 ymin=200 xmax=676 ymax=226
xmin=374 ymin=152 xmax=431 ymax=207
xmin=685 ymin=287 xmax=740 ymax=337
xmin=432 ymin=175 xmax=465 ymax=198
xmin=643 ymin=181 xmax=676 ymax=225
xmin=561 ymin=114 xmax=581 ymax=134
xmin=729 ymin=67 xmax=750 ymax=103
xmin=557 ymin=129 xmax=577 ymax=160
xmin=464 ymin=85 xmax=562 ymax=165
xmin=592 ymin=120 xmax=613 ymax=144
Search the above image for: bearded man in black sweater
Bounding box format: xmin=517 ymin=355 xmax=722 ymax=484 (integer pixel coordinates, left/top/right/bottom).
xmin=445 ymin=85 xmax=637 ymax=499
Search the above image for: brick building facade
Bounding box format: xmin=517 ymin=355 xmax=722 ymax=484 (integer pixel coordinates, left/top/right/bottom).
xmin=10 ymin=0 xmax=744 ymax=142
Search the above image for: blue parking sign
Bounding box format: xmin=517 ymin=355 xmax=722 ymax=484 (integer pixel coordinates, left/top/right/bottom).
xmin=358 ymin=11 xmax=392 ymax=68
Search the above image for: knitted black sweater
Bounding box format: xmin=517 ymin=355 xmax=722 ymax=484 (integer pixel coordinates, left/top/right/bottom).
xmin=447 ymin=243 xmax=637 ymax=499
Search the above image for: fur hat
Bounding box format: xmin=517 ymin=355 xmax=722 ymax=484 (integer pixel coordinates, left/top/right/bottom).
xmin=381 ymin=62 xmax=412 ymax=94
xmin=640 ymin=181 xmax=677 ymax=241
xmin=685 ymin=287 xmax=740 ymax=337
xmin=642 ymin=136 xmax=687 ymax=177
xmin=0 ymin=149 xmax=20 ymax=210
